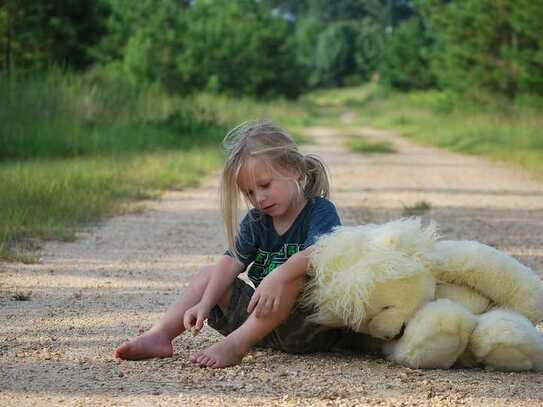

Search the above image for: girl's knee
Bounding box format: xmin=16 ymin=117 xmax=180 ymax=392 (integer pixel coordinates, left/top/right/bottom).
xmin=189 ymin=264 xmax=215 ymax=288
xmin=196 ymin=264 xmax=214 ymax=278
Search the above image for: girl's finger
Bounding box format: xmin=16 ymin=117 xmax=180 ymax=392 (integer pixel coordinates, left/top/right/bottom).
xmin=261 ymin=298 xmax=271 ymax=317
xmin=272 ymin=297 xmax=280 ymax=312
xmin=247 ymin=293 xmax=259 ymax=314
xmin=256 ymin=296 xmax=269 ymax=318
xmin=196 ymin=315 xmax=204 ymax=331
xmin=266 ymin=297 xmax=275 ymax=315
xmin=184 ymin=312 xmax=194 ymax=331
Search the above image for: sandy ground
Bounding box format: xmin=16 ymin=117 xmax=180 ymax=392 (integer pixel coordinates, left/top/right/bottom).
xmin=2 ymin=126 xmax=543 ymax=406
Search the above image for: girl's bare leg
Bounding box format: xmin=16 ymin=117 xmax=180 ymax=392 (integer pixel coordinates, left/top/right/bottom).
xmin=190 ymin=277 xmax=305 ymax=368
xmin=115 ymin=265 xmax=226 ymax=360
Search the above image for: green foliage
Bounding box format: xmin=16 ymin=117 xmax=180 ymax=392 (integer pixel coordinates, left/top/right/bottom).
xmin=94 ymin=0 xmax=305 ymax=97
xmin=0 ymin=0 xmax=108 ymax=73
xmin=177 ymin=0 xmax=304 ymax=97
xmin=379 ymin=15 xmax=436 ymax=90
xmin=306 ymin=0 xmax=367 ymax=22
xmin=354 ymin=17 xmax=386 ymax=80
xmin=0 ymin=67 xmax=313 ymax=256
xmin=415 ymin=0 xmax=543 ymax=98
xmin=0 ymin=72 xmax=222 ymax=161
xmin=313 ymin=22 xmax=359 ymax=86
xmin=402 ymin=201 xmax=432 ymax=216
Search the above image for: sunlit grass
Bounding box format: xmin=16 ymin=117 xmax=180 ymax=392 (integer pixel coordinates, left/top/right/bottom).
xmin=191 ymin=93 xmax=313 ymax=143
xmin=0 ymin=149 xmax=221 ymax=258
xmin=0 ymin=71 xmax=317 ymax=259
xmin=402 ymin=201 xmax=432 ymax=216
xmin=309 ymin=85 xmax=543 ymax=181
xmin=345 ymin=136 xmax=396 ymax=154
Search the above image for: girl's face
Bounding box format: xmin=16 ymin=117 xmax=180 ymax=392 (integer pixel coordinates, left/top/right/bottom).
xmin=237 ymin=157 xmax=302 ymax=220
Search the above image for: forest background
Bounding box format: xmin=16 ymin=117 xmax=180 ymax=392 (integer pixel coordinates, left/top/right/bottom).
xmin=1 ymin=0 xmax=543 ymax=259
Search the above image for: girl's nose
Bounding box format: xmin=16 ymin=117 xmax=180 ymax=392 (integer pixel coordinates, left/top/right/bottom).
xmin=255 ymin=190 xmax=266 ymax=206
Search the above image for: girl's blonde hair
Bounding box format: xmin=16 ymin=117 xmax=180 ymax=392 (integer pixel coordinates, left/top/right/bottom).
xmin=220 ymin=120 xmax=331 ymax=255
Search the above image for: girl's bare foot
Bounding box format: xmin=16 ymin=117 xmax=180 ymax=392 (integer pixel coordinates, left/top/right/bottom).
xmin=115 ymin=329 xmax=173 ymax=360
xmin=189 ymin=337 xmax=247 ymax=368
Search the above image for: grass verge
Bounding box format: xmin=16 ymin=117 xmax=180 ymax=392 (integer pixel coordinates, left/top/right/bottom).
xmin=307 ymin=84 xmax=543 ymax=181
xmin=345 ymin=136 xmax=396 ymax=154
xmin=0 ymin=72 xmax=311 ymax=260
xmin=402 ymin=201 xmax=432 ymax=216
xmin=0 ymin=149 xmax=221 ymax=259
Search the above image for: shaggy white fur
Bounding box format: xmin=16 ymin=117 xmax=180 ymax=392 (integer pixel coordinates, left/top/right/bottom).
xmin=469 ymin=309 xmax=543 ymax=371
xmin=305 ymin=218 xmax=437 ymax=334
xmin=435 ymin=283 xmax=490 ymax=315
xmin=384 ymin=299 xmax=478 ymax=369
xmin=306 ymin=217 xmax=543 ymax=371
xmin=428 ymin=240 xmax=543 ymax=323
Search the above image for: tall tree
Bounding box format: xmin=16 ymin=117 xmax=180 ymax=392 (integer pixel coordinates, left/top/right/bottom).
xmin=416 ymin=0 xmax=543 ymax=97
xmin=379 ymin=15 xmax=436 ymax=90
xmin=178 ymin=0 xmax=304 ymax=97
xmin=0 ymin=0 xmax=108 ymax=74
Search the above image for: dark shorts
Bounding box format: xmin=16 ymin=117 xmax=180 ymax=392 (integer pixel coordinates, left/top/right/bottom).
xmin=208 ymin=277 xmax=383 ymax=355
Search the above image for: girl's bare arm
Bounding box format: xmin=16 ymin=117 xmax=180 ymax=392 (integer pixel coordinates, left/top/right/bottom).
xmin=198 ymin=254 xmax=244 ymax=311
xmin=247 ymin=248 xmax=312 ymax=317
xmin=275 ymin=248 xmax=312 ymax=282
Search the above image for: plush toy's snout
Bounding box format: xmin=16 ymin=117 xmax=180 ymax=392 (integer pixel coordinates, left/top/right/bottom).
xmin=365 ymin=275 xmax=435 ymax=340
xmin=367 ymin=307 xmax=404 ymax=340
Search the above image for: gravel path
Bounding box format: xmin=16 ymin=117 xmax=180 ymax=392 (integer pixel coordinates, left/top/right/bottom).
xmin=2 ymin=126 xmax=543 ymax=406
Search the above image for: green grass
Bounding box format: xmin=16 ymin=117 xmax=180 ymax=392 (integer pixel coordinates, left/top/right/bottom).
xmin=0 ymin=150 xmax=222 ymax=259
xmin=190 ymin=93 xmax=313 ymax=144
xmin=10 ymin=291 xmax=33 ymax=301
xmin=0 ymin=71 xmax=313 ymax=259
xmin=402 ymin=201 xmax=432 ymax=216
xmin=307 ymin=84 xmax=543 ymax=181
xmin=345 ymin=136 xmax=396 ymax=154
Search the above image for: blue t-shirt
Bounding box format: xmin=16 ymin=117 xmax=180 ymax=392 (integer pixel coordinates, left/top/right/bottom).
xmin=226 ymin=197 xmax=341 ymax=287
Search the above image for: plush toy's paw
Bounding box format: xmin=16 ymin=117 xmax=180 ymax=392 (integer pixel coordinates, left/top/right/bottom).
xmin=385 ymin=299 xmax=477 ymax=369
xmin=435 ymin=283 xmax=490 ymax=315
xmin=469 ymin=309 xmax=543 ymax=371
xmin=428 ymin=240 xmax=543 ymax=323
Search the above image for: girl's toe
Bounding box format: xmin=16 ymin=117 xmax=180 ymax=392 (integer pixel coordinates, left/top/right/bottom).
xmin=189 ymin=352 xmax=201 ymax=363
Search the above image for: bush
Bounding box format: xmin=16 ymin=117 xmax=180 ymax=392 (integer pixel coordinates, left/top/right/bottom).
xmin=379 ymin=16 xmax=436 ymax=91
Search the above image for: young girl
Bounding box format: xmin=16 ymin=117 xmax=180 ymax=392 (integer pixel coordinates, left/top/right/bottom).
xmin=115 ymin=120 xmax=379 ymax=368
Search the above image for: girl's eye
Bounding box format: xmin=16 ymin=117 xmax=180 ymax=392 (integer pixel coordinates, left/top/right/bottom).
xmin=261 ymin=182 xmax=270 ymax=189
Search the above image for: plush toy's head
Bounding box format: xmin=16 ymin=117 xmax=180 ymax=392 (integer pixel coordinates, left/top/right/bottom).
xmin=363 ymin=274 xmax=435 ymax=340
xmin=304 ymin=219 xmax=438 ymax=338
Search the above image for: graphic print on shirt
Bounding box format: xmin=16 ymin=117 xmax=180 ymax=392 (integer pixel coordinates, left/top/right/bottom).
xmin=248 ymin=243 xmax=301 ymax=287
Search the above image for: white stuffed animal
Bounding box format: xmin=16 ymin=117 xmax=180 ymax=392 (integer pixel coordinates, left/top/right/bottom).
xmin=304 ymin=218 xmax=543 ymax=371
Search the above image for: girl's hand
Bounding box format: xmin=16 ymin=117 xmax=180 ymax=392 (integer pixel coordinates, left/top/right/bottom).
xmin=247 ymin=271 xmax=286 ymax=318
xmin=184 ymin=302 xmax=210 ymax=335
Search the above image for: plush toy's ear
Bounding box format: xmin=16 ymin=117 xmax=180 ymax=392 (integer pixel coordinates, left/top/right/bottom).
xmin=384 ymin=299 xmax=478 ymax=369
xmin=468 ymin=309 xmax=543 ymax=371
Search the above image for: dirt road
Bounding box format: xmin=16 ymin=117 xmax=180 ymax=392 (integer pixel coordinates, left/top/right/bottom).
xmin=2 ymin=126 xmax=543 ymax=406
